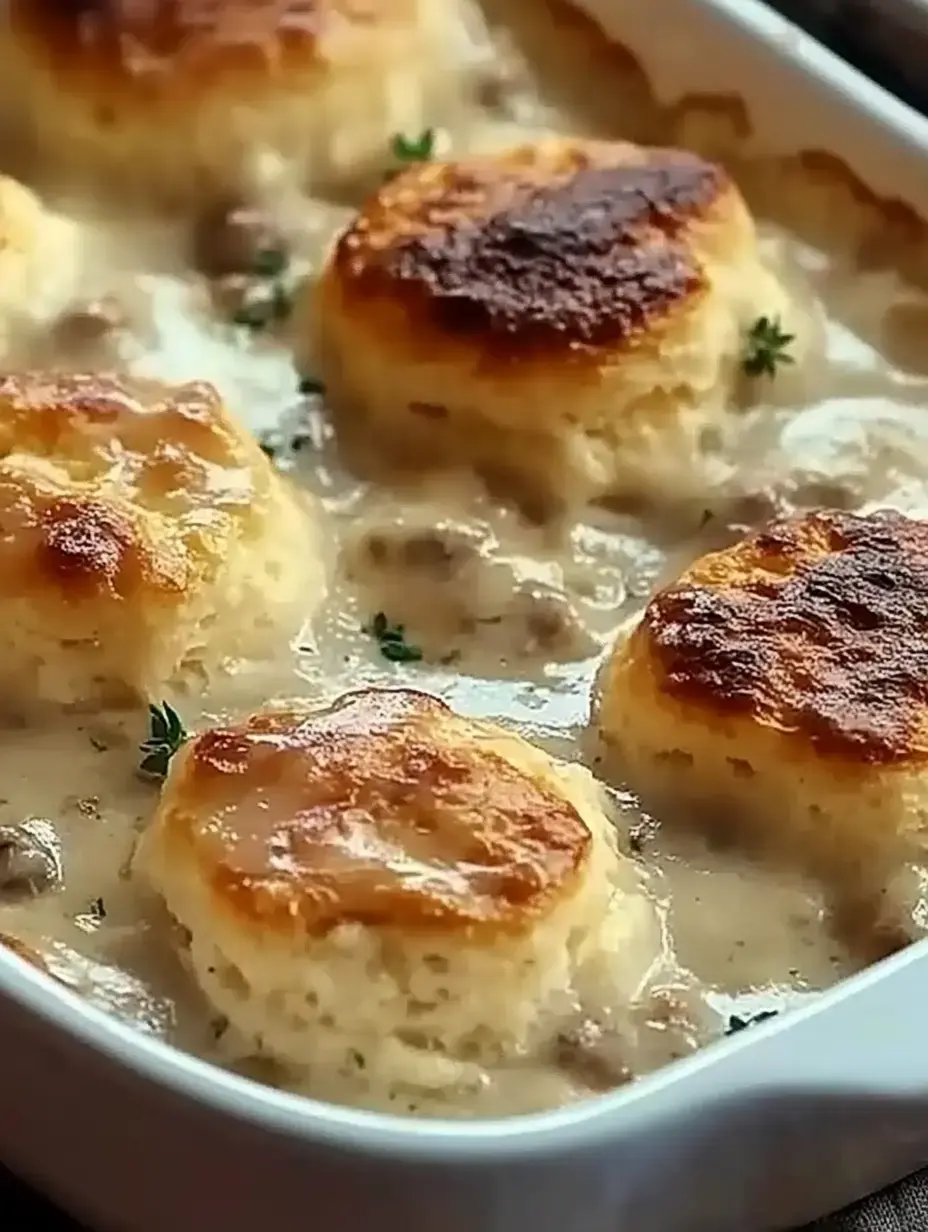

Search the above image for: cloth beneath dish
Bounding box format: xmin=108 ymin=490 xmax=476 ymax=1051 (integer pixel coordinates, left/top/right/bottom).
xmin=809 ymin=1169 xmax=928 ymax=1230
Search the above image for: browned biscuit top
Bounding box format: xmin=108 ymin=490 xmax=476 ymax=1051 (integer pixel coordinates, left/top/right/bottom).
xmin=10 ymin=0 xmax=417 ymax=92
xmin=333 ymin=142 xmax=726 ymax=358
xmin=641 ymin=509 xmax=928 ymax=764
xmin=0 ymin=371 xmax=263 ymax=604
xmin=164 ymin=688 xmax=592 ymax=938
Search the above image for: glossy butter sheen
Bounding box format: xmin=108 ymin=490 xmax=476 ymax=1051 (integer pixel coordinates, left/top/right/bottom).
xmin=169 ymin=690 xmax=591 ymax=936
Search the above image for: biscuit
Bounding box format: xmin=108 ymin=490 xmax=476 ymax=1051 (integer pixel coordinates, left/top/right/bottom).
xmin=0 ymin=0 xmax=470 ymax=202
xmin=598 ymin=508 xmax=928 ymax=882
xmin=134 ymin=688 xmax=658 ymax=1103
xmin=0 ymin=371 xmax=324 ymax=707
xmin=314 ymin=137 xmax=798 ymax=514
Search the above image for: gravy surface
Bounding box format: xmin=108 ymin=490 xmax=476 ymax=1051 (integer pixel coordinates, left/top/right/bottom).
xmin=0 ymin=0 xmax=925 ymax=1118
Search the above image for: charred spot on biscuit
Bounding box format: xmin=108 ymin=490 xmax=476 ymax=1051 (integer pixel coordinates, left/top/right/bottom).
xmin=38 ymin=499 xmax=140 ymax=596
xmin=347 ymin=155 xmax=720 ymax=354
xmin=645 ymin=509 xmax=928 ymax=764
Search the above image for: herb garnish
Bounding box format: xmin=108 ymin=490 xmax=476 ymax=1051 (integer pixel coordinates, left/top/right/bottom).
xmin=364 ymin=611 xmax=423 ymax=664
xmin=139 ymin=701 xmax=188 ymax=779
xmin=390 ymin=129 xmax=436 ymax=164
xmin=742 ymin=316 xmax=795 ymax=378
xmin=724 ymin=1009 xmax=779 ymax=1036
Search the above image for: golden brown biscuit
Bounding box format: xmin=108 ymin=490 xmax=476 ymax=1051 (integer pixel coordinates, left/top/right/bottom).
xmin=134 ymin=688 xmax=658 ymax=1101
xmin=0 ymin=0 xmax=468 ymax=201
xmin=313 ymin=137 xmax=799 ymax=514
xmin=0 ymin=371 xmax=324 ymax=707
xmin=598 ymin=508 xmax=928 ymax=881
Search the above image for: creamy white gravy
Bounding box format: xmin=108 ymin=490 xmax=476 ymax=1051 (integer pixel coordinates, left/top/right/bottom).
xmin=0 ymin=0 xmax=925 ymax=1118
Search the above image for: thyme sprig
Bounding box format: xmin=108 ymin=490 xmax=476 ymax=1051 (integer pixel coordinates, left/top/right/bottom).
xmin=364 ymin=611 xmax=423 ymax=664
xmin=390 ymin=129 xmax=436 ymax=164
xmin=724 ymin=1008 xmax=779 ymax=1036
xmin=742 ymin=315 xmax=795 ymax=378
xmin=139 ymin=701 xmax=188 ymax=779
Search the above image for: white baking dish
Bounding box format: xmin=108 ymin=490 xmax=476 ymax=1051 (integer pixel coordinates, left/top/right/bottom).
xmin=5 ymin=3 xmax=928 ymax=1229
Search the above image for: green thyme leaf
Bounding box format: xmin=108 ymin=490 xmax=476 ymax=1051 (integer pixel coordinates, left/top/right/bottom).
xmin=363 ymin=611 xmax=422 ymax=664
xmin=390 ymin=128 xmax=436 ymax=164
xmin=139 ymin=751 xmax=169 ymax=777
xmin=724 ymin=1009 xmax=779 ymax=1036
xmin=139 ymin=700 xmax=188 ymax=780
xmin=742 ymin=315 xmax=795 ymax=378
xmin=380 ymin=640 xmax=423 ymax=664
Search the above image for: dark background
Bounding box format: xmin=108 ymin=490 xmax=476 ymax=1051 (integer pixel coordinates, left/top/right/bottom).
xmin=772 ymin=0 xmax=928 ymax=115
xmin=4 ymin=2 xmax=928 ymax=1229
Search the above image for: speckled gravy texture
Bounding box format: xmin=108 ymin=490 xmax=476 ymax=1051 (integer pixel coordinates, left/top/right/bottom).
xmin=0 ymin=0 xmax=926 ymax=1118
